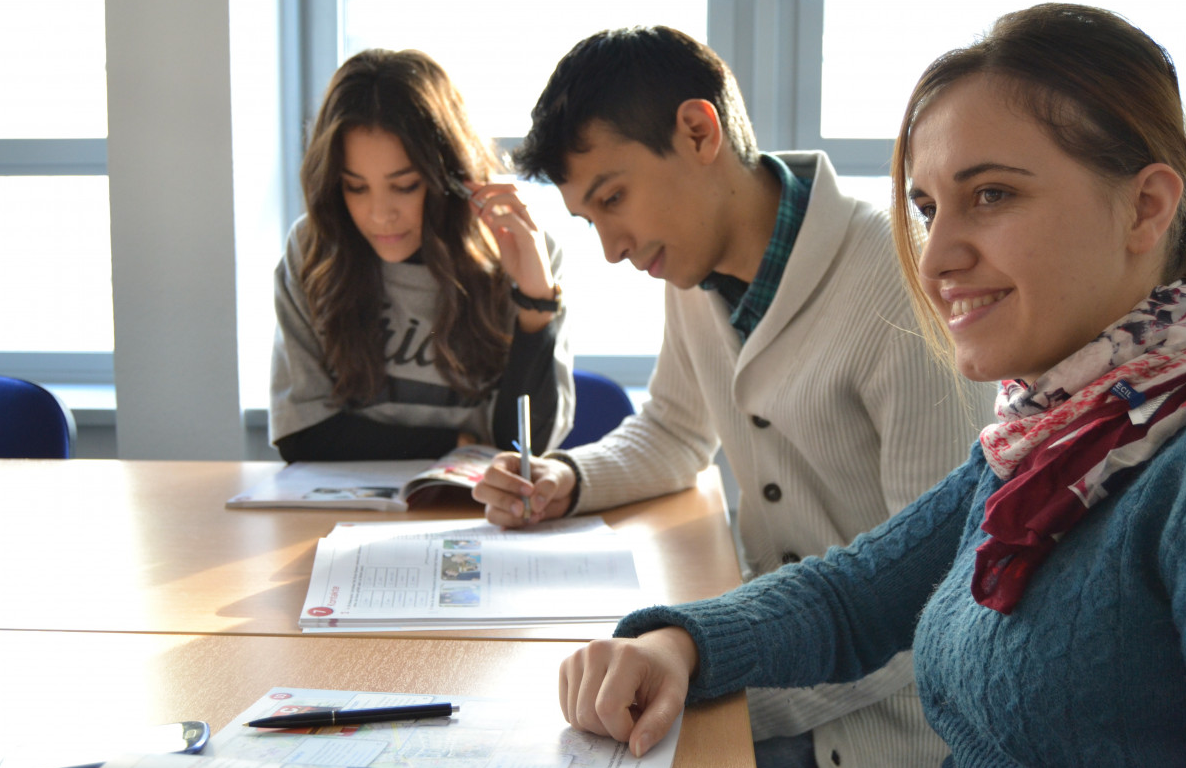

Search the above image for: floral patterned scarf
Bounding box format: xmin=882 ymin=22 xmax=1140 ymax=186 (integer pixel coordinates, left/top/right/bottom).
xmin=974 ymin=282 xmax=1186 ymax=614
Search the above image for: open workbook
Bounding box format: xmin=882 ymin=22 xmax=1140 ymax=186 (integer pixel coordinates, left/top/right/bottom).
xmin=298 ymin=517 xmax=646 ymax=631
xmin=226 ymin=445 xmax=500 ymax=512
xmin=100 ymin=687 xmax=682 ymax=768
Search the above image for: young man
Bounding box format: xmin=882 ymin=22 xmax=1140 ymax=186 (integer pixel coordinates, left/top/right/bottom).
xmin=473 ymin=26 xmax=993 ymax=768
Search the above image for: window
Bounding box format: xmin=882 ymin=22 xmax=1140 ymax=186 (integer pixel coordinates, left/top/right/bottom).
xmin=18 ymin=1 xmax=1186 ymax=432
xmin=0 ymin=1 xmax=112 ymax=384
xmin=239 ymin=0 xmax=1186 ymax=407
xmin=813 ymin=0 xmax=1186 ymax=240
xmin=821 ymin=1 xmax=1186 ymax=142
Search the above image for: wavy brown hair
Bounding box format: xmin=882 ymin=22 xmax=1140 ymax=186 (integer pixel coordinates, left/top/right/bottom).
xmin=890 ymin=3 xmax=1186 ymax=369
xmin=300 ymin=49 xmax=512 ymax=406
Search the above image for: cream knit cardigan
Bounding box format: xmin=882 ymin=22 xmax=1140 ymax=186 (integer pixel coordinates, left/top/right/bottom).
xmin=561 ymin=151 xmax=995 ymax=767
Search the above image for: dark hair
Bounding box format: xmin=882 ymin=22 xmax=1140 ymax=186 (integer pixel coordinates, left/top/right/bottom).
xmin=300 ymin=49 xmax=511 ymax=406
xmin=891 ymin=3 xmax=1186 ymax=362
xmin=513 ymin=26 xmax=759 ymax=184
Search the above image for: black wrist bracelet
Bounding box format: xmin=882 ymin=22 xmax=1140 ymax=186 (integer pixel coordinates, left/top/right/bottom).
xmin=545 ymin=451 xmax=581 ymax=516
xmin=511 ymin=283 xmax=562 ymax=313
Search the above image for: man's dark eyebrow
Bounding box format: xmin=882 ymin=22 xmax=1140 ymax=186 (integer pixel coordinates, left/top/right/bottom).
xmin=582 ymin=170 xmax=623 ymax=206
xmin=909 ymin=162 xmax=1034 ymax=200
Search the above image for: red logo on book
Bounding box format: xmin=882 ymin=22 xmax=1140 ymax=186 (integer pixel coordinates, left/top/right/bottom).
xmin=307 ymin=606 xmax=334 ymax=617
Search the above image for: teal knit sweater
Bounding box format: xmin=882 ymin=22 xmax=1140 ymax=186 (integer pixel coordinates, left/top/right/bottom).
xmin=617 ymin=433 xmax=1186 ymax=765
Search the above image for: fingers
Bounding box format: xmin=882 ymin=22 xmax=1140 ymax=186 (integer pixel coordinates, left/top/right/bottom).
xmin=558 ymin=637 xmax=689 ymax=757
xmin=559 ymin=640 xmax=634 ymax=740
xmin=472 ymin=454 xmax=533 ymax=527
xmin=467 ymin=182 xmax=538 ymax=230
xmin=471 ymin=454 xmax=574 ymax=527
xmin=465 ymin=182 xmax=552 ymax=294
xmin=628 ymin=678 xmax=686 ymax=757
xmin=490 ymin=215 xmax=549 ymax=290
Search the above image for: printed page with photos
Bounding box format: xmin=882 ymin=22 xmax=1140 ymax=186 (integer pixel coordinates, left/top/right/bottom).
xmin=299 ymin=518 xmax=646 ymax=631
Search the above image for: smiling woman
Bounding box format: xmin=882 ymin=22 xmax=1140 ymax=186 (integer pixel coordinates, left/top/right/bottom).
xmin=269 ymin=49 xmax=575 ymax=462
xmin=904 ymin=73 xmax=1175 ymax=383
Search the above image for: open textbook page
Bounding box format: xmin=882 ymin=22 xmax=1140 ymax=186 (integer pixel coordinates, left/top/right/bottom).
xmin=325 ymin=516 xmax=615 ymax=543
xmin=104 ymin=687 xmax=682 ymax=768
xmin=226 ymin=445 xmax=499 ymax=512
xmin=299 ymin=518 xmax=645 ymax=631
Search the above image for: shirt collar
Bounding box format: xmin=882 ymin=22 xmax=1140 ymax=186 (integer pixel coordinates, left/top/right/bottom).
xmin=700 ymin=153 xmax=813 ymax=341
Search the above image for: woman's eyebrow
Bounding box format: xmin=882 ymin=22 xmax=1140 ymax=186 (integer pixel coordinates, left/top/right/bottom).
xmin=952 ymin=162 xmax=1033 ymax=183
xmin=341 ymin=166 xmax=418 ymax=179
xmin=909 ymin=162 xmax=1035 ymax=199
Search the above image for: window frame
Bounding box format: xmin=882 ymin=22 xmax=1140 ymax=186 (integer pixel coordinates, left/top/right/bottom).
xmin=708 ymin=0 xmax=894 ymax=175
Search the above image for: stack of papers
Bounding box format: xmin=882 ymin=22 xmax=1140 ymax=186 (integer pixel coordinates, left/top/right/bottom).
xmin=105 ymin=687 xmax=682 ymax=768
xmin=298 ymin=518 xmax=647 ymax=631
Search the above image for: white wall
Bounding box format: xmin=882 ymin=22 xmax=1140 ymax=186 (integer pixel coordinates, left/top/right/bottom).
xmin=105 ymin=0 xmax=245 ymax=459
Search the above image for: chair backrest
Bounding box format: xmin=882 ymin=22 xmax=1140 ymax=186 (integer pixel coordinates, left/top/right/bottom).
xmin=0 ymin=376 xmax=77 ymax=458
xmin=559 ymin=369 xmax=636 ymax=450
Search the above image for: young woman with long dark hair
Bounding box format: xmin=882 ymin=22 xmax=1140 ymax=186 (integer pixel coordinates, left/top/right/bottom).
xmin=270 ymin=49 xmax=574 ymax=461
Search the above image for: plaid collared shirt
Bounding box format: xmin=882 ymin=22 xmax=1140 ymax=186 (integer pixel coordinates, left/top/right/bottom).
xmin=699 ymin=153 xmax=812 ymax=342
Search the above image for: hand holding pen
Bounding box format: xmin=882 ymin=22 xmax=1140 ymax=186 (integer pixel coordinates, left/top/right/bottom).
xmin=471 ymin=451 xmax=578 ymax=529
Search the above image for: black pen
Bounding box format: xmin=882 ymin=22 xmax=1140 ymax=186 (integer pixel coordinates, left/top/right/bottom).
xmin=244 ymin=702 xmax=459 ymax=728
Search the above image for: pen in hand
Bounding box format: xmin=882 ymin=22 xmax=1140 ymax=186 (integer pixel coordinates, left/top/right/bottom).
xmin=516 ymin=394 xmax=532 ymax=519
xmin=244 ymin=702 xmax=459 ymax=729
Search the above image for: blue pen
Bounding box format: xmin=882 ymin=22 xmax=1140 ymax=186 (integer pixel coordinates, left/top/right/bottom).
xmin=516 ymin=395 xmax=532 ymax=518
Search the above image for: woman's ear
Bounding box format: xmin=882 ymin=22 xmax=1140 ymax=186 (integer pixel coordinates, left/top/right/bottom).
xmin=673 ymin=99 xmax=723 ymax=164
xmin=1126 ymin=162 xmax=1184 ymax=258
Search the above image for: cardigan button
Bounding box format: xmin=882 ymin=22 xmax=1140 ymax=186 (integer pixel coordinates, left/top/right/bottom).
xmin=781 ymin=551 xmax=800 ymax=565
xmin=763 ymin=483 xmax=782 ymax=502
xmin=751 ymin=415 xmax=771 ymax=428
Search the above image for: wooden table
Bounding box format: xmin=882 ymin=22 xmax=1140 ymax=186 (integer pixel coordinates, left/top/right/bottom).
xmin=0 ymin=630 xmax=752 ymax=768
xmin=0 ymin=459 xmax=754 ymax=766
xmin=0 ymin=460 xmax=739 ymax=639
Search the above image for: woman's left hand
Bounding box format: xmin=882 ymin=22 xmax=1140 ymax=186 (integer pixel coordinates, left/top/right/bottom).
xmin=466 ymin=181 xmax=555 ymax=304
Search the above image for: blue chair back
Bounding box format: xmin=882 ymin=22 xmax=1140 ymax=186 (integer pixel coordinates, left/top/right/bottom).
xmin=0 ymin=376 xmax=77 ymax=458
xmin=560 ymin=370 xmax=635 ymax=449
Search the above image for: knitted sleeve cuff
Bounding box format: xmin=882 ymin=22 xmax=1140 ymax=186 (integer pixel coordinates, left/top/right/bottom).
xmin=614 ymin=601 xmax=758 ymax=703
